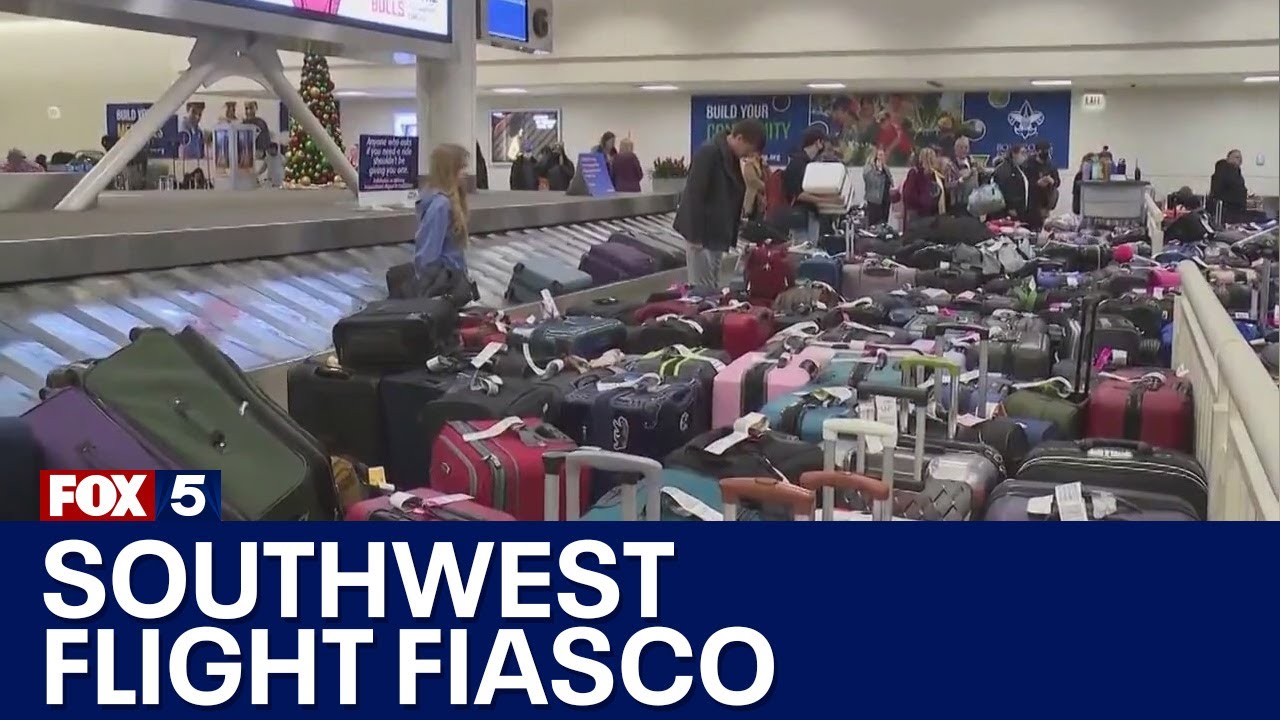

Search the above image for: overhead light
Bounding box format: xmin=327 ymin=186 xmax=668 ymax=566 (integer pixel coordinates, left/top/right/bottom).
xmin=335 ymin=90 xmax=369 ymax=97
xmin=640 ymin=84 xmax=680 ymax=91
xmin=1244 ymin=75 xmax=1279 ymax=83
xmin=491 ymin=87 xmax=528 ymax=94
xmin=1030 ymin=79 xmax=1072 ymax=87
xmin=807 ymin=82 xmax=846 ymax=90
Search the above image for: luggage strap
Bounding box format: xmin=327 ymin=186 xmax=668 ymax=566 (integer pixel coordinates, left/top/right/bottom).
xmin=1011 ymin=376 xmax=1074 ymax=396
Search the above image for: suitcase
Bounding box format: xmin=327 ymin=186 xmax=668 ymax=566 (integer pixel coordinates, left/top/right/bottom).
xmin=607 ymin=232 xmax=686 ymax=271
xmin=286 ymin=360 xmax=386 ymax=466
xmin=459 ymin=310 xmax=509 ymax=349
xmin=773 ymin=283 xmax=842 ymax=316
xmin=418 ymin=374 xmax=565 ymax=473
xmin=507 ymin=315 xmax=627 ymax=361
xmin=801 ymin=161 xmax=847 ymax=195
xmin=588 ymin=378 xmax=708 ymax=458
xmin=625 ymin=316 xmax=707 ymax=354
xmin=633 ymin=298 xmax=714 ymax=325
xmin=345 ymin=487 xmax=516 ymax=521
xmin=711 ymin=352 xmax=823 ymax=428
xmin=842 ymin=260 xmax=917 ymax=299
xmin=974 ymin=312 xmax=1054 ymax=380
xmin=23 ymin=387 xmax=175 ymax=473
xmin=1098 ymin=293 xmax=1166 ymax=339
xmin=625 ymin=346 xmax=729 ymax=399
xmin=760 ymin=386 xmax=859 ymax=443
xmin=796 ymin=255 xmax=843 ymax=289
xmin=579 ymin=240 xmax=659 ymax=285
xmin=1013 ymin=439 xmax=1208 ymax=520
xmin=430 ymin=417 xmax=584 ymax=520
xmin=81 ymin=328 xmax=339 ymax=521
xmin=744 ymin=241 xmax=795 ymax=302
xmin=332 ymin=297 xmax=459 ymax=372
xmin=0 ymin=416 xmax=46 ymax=521
xmin=984 ymin=479 xmax=1200 ymax=521
xmin=507 ymin=256 xmax=594 ymax=302
xmin=915 ymin=267 xmax=983 ymax=294
xmin=380 ymin=368 xmax=472 ymax=487
xmin=565 ymin=449 xmax=666 ymax=521
xmin=1085 ymin=368 xmax=1194 ymax=454
xmin=703 ymin=306 xmax=775 ymax=358
xmin=565 ymin=297 xmax=643 ymax=325
xmin=665 ymin=422 xmax=823 ymax=482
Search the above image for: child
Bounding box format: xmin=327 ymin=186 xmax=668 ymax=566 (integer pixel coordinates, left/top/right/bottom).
xmin=259 ymin=143 xmax=284 ymax=188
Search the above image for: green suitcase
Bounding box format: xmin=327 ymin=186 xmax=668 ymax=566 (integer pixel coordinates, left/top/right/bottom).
xmin=81 ymin=328 xmax=338 ymax=521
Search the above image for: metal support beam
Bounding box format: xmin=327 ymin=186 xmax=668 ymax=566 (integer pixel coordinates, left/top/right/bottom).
xmin=55 ymin=36 xmax=237 ymax=211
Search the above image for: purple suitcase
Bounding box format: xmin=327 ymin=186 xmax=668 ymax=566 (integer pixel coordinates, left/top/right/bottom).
xmin=579 ymin=241 xmax=658 ymax=285
xmin=22 ymin=387 xmax=176 ymax=470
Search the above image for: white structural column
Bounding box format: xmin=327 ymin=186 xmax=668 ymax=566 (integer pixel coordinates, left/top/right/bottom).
xmin=55 ymin=36 xmax=238 ymax=211
xmin=245 ymin=43 xmax=359 ymax=191
xmin=416 ymin=0 xmax=478 ymax=175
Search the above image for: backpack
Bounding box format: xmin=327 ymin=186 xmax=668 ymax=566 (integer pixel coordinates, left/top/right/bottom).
xmin=764 ymin=168 xmax=787 ymax=217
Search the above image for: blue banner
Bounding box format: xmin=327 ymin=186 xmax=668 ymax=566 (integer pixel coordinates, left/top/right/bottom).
xmin=105 ymin=103 xmax=180 ymax=159
xmin=690 ymin=95 xmax=810 ymax=166
xmin=963 ymin=91 xmax=1073 ymax=167
xmin=577 ymin=152 xmax=616 ymax=196
xmin=358 ymin=135 xmax=420 ymax=193
xmin=7 ymin=522 xmax=1273 ymax=718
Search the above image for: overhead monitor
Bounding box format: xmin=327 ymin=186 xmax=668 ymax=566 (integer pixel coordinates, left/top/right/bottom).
xmin=205 ymin=0 xmax=451 ymax=42
xmin=487 ymin=0 xmax=527 ymax=43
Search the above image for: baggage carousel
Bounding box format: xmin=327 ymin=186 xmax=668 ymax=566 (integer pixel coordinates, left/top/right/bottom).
xmin=0 ymin=190 xmax=685 ymax=415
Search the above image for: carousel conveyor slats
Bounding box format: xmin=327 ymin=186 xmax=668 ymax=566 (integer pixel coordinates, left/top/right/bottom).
xmin=0 ymin=211 xmax=685 ymax=415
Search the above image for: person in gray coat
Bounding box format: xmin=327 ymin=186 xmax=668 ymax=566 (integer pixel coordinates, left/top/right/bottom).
xmin=862 ymin=147 xmax=895 ymax=225
xmin=673 ymin=119 xmax=766 ymax=289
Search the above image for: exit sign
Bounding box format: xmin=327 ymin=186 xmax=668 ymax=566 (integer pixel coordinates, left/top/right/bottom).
xmin=1081 ymin=93 xmax=1107 ymax=111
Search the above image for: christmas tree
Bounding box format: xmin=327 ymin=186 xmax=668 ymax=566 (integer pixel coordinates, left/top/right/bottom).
xmin=285 ymin=53 xmax=344 ymax=187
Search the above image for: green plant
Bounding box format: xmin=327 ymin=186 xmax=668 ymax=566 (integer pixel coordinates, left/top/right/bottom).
xmin=651 ymin=156 xmax=689 ymax=179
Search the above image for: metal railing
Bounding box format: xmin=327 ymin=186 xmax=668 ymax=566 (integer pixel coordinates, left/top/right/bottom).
xmin=1173 ymin=261 xmax=1279 ymax=520
xmin=1145 ymin=193 xmax=1165 ymax=254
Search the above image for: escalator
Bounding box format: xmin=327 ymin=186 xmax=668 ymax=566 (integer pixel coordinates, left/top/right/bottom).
xmin=0 ymin=212 xmax=683 ymax=415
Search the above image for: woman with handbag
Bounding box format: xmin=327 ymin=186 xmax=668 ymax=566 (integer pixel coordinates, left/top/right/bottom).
xmin=901 ymin=147 xmax=948 ymax=228
xmin=862 ymin=147 xmax=896 ymax=225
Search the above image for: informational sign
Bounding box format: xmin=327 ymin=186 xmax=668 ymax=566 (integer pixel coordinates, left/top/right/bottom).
xmin=576 ymin=152 xmax=615 ymax=197
xmin=962 ymin=91 xmax=1073 ymax=167
xmin=105 ymin=103 xmax=180 ymax=159
xmin=490 ymin=109 xmax=561 ymax=164
xmin=689 ymin=95 xmax=810 ymax=166
xmin=358 ymin=134 xmax=420 ymax=208
xmin=488 ymin=0 xmax=528 ymax=42
xmin=206 ymin=0 xmax=451 ymax=40
xmin=1081 ymin=92 xmax=1107 ymax=111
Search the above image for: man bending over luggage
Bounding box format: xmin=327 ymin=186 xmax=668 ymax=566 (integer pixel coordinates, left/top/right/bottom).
xmin=414 ymin=143 xmax=477 ymax=306
xmin=674 ymin=119 xmax=766 ymax=289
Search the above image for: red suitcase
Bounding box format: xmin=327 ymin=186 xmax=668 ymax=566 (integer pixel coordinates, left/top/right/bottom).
xmin=345 ymin=488 xmax=515 ymax=521
xmin=1085 ymin=368 xmax=1194 ymax=454
xmin=744 ymin=242 xmax=794 ymax=302
xmin=702 ymin=306 xmax=775 ymax=359
xmin=430 ymin=417 xmax=588 ymax=520
xmin=460 ymin=310 xmax=508 ymax=350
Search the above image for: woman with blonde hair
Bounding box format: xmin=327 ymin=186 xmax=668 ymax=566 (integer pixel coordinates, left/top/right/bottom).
xmin=901 ymin=146 xmax=948 ymax=225
xmin=413 ymin=143 xmax=475 ymax=305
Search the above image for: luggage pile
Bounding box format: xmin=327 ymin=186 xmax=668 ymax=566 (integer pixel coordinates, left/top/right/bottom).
xmin=508 ymin=231 xmax=688 ymax=303
xmin=3 ymin=214 xmax=1275 ymax=522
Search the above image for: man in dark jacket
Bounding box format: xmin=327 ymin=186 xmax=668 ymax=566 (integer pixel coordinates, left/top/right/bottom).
xmin=538 ymin=143 xmax=575 ymax=191
xmin=674 ymin=119 xmax=766 ymax=289
xmin=1210 ymin=149 xmax=1249 ymax=223
xmin=1022 ymin=141 xmax=1061 ymax=228
xmin=993 ymin=144 xmax=1031 ymax=222
xmin=781 ymin=126 xmax=836 ymax=243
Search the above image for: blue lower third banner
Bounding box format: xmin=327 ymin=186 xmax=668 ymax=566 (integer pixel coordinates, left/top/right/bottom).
xmin=9 ymin=523 xmax=1274 ymax=717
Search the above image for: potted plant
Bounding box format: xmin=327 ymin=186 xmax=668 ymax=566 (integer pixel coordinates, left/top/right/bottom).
xmin=651 ymin=156 xmax=689 ymax=195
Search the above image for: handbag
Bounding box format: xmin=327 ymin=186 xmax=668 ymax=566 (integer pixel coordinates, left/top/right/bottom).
xmin=968 ymin=181 xmax=1006 ymax=216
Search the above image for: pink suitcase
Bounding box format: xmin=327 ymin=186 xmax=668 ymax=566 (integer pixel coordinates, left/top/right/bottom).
xmin=1150 ymin=267 xmax=1181 ymax=290
xmin=711 ymin=352 xmax=824 ymax=428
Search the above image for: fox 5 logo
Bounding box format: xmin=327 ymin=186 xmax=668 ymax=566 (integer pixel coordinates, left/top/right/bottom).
xmin=40 ymin=471 xmax=222 ymax=521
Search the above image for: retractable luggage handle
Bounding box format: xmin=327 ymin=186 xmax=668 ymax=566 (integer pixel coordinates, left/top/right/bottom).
xmin=848 ymin=383 xmax=931 ymax=489
xmin=820 ymin=418 xmax=897 ymax=521
xmin=798 ymin=471 xmax=891 ymax=522
xmin=549 ymin=449 xmax=664 ymax=521
xmin=719 ymin=477 xmax=815 ymax=521
xmin=934 ymin=322 xmax=993 ymax=419
xmin=898 ymin=354 xmax=963 ymax=438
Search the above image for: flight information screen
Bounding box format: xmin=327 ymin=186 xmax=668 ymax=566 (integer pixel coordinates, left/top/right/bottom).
xmin=205 ymin=0 xmax=451 ymax=41
xmin=488 ymin=0 xmax=527 ymax=43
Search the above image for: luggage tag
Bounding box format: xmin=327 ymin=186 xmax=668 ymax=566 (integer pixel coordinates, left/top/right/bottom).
xmin=366 ymin=466 xmax=394 ymax=492
xmin=1011 ymin=376 xmax=1074 ymax=397
xmin=461 ymin=417 xmax=525 ymax=442
xmin=1054 ymin=483 xmax=1090 ymax=522
xmin=661 ymin=486 xmax=724 ymax=522
xmin=703 ymin=413 xmax=770 ymax=455
xmin=539 ymin=289 xmax=562 ymax=319
xmin=797 ymin=386 xmax=854 ymax=405
xmin=471 ymin=341 xmax=506 ymax=369
xmin=390 ymin=491 xmax=475 ymax=517
xmin=1091 ymin=491 xmax=1118 ymax=520
xmin=596 ymin=372 xmax=663 ymax=392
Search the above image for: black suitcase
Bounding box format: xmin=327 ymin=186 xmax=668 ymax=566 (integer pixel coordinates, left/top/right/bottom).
xmin=0 ymin=417 xmax=44 ymax=521
xmin=608 ymin=232 xmax=686 ymax=270
xmin=915 ymin=267 xmax=982 ymax=294
xmin=287 ymin=359 xmax=387 ymax=467
xmin=1099 ymin=293 xmax=1166 ymax=339
xmin=333 ymin=297 xmax=459 ymax=372
xmin=380 ymin=368 xmax=470 ymax=487
xmin=1014 ymin=439 xmax=1208 ymax=520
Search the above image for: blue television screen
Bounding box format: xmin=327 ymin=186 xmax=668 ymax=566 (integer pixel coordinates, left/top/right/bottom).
xmin=488 ymin=0 xmax=528 ymax=43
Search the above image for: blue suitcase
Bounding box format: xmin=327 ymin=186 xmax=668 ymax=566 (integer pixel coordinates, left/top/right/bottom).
xmin=797 ymin=254 xmax=843 ymax=290
xmin=506 ymin=256 xmax=594 ymax=303
xmin=760 ymin=386 xmax=857 ymax=443
xmin=508 ymin=316 xmax=628 ymax=361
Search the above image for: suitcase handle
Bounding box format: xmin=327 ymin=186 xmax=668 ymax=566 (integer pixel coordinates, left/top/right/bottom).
xmin=1077 ymin=438 xmax=1155 ymax=456
xmin=898 ymin=355 xmax=961 ymax=373
xmin=797 ymin=470 xmax=891 ymax=500
xmin=718 ymin=478 xmax=814 ymax=521
xmin=821 ymin=417 xmax=898 ymax=442
xmin=561 ymin=449 xmax=663 ymax=521
xmin=853 ymin=382 xmax=932 ymax=406
xmin=932 ymin=322 xmax=991 ymax=338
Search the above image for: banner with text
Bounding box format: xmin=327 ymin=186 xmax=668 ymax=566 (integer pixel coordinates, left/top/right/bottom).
xmin=689 ymin=95 xmax=810 ymax=166
xmin=105 ymin=103 xmax=181 ymax=159
xmin=358 ymin=134 xmax=420 ymax=208
xmin=962 ymin=91 xmax=1073 ymax=167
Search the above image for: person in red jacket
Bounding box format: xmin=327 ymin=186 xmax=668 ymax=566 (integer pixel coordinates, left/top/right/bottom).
xmin=901 ymin=147 xmax=948 ymax=227
xmin=612 ymin=138 xmax=644 ymax=192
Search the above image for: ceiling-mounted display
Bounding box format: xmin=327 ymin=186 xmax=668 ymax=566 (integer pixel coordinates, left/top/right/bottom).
xmin=204 ymin=0 xmax=451 ymax=41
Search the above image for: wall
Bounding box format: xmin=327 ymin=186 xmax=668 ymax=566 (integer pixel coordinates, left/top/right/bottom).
xmin=1071 ymin=87 xmax=1279 ymax=197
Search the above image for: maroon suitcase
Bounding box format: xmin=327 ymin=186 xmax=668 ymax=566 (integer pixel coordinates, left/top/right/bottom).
xmin=1084 ymin=368 xmax=1194 ymax=454
xmin=344 ymin=487 xmax=516 ymax=521
xmin=579 ymin=241 xmax=658 ymax=285
xmin=430 ymin=417 xmax=587 ymax=520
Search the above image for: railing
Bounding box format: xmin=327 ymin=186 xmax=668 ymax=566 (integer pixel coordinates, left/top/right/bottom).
xmin=1145 ymin=192 xmax=1165 ymax=254
xmin=1173 ymin=261 xmax=1279 ymax=520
